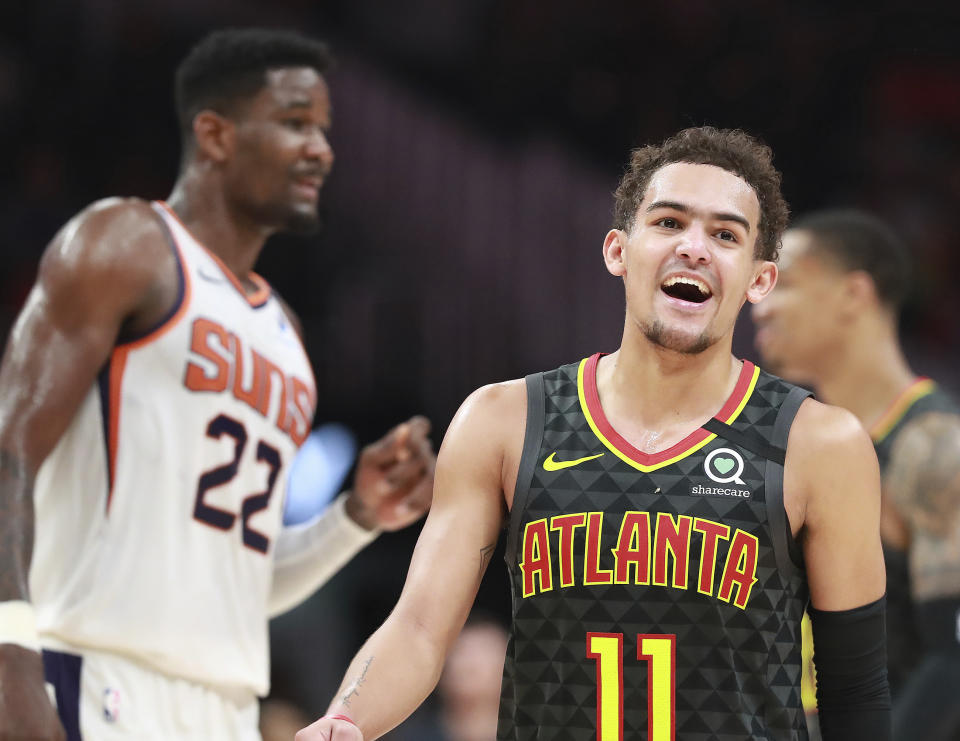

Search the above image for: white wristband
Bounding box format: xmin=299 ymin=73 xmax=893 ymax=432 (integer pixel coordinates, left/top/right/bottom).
xmin=0 ymin=600 xmax=40 ymax=652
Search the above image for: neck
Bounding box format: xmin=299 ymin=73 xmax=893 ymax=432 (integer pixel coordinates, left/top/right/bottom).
xmin=166 ymin=167 xmax=273 ymax=284
xmin=813 ymin=319 xmax=915 ymax=431
xmin=599 ymin=326 xmax=741 ymax=434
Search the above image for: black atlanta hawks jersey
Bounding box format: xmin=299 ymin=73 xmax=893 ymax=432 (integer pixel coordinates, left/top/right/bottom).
xmin=869 ymin=378 xmax=960 ymax=694
xmin=499 ymin=354 xmax=811 ymax=741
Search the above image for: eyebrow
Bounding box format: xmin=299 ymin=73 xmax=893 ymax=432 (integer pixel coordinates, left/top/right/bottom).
xmin=646 ymin=200 xmax=751 ymax=233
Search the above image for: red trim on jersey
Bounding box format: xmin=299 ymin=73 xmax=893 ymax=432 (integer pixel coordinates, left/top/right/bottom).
xmin=582 ymin=353 xmax=755 ymax=466
xmin=156 ymin=200 xmax=272 ymax=308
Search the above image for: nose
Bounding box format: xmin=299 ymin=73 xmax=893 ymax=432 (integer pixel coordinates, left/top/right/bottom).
xmin=305 ymin=128 xmax=335 ymax=173
xmin=676 ymin=226 xmax=711 ymax=264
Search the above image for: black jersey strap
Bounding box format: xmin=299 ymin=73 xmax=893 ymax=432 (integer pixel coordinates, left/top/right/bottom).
xmin=505 ymin=372 xmax=546 ymax=567
xmin=701 ymin=417 xmax=787 ymax=464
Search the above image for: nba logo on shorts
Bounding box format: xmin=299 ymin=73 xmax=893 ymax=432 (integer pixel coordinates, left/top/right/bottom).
xmin=103 ymin=687 xmax=121 ymax=722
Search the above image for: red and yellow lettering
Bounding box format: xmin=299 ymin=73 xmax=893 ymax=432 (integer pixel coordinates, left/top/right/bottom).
xmin=584 ymin=512 xmax=613 ymax=585
xmin=693 ymin=519 xmax=730 ymax=597
xmin=613 ymin=511 xmax=651 ymax=585
xmin=520 ymin=519 xmax=553 ymax=597
xmin=717 ymin=529 xmax=759 ymax=609
xmin=550 ymin=513 xmax=587 ymax=588
xmin=184 ymin=318 xmax=231 ymax=392
xmin=652 ymin=513 xmax=692 ymax=589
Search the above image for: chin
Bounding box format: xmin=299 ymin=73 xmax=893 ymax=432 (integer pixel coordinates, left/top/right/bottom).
xmin=643 ymin=320 xmax=714 ymax=355
xmin=281 ymin=207 xmax=322 ymax=235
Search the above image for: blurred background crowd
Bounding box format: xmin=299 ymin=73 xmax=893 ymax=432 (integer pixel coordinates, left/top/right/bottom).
xmin=2 ymin=1 xmax=958 ymax=737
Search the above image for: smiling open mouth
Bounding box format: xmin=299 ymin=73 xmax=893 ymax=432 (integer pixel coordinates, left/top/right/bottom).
xmin=661 ymin=276 xmax=712 ymax=304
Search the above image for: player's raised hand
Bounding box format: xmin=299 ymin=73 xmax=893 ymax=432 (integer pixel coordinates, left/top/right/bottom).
xmin=345 ymin=416 xmax=435 ymax=531
xmin=295 ymin=714 xmax=364 ymax=741
xmin=0 ymin=645 xmax=66 ymax=741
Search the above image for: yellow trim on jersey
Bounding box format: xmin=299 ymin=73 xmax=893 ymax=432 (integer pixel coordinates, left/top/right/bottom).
xmin=577 ymin=358 xmax=761 ymax=472
xmin=870 ymin=378 xmax=936 ymax=443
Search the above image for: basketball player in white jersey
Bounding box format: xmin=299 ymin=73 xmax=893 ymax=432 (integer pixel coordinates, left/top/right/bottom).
xmin=0 ymin=28 xmax=435 ymax=740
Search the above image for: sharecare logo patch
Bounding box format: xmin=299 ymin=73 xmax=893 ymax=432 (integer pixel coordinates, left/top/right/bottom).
xmin=690 ymin=484 xmax=751 ymax=499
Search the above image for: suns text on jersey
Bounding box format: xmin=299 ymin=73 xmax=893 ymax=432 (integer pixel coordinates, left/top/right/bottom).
xmin=183 ymin=317 xmax=315 ymax=445
xmin=519 ymin=510 xmax=759 ymax=609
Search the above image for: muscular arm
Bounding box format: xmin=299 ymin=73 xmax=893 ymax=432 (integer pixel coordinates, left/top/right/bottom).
xmin=0 ymin=198 xmax=177 ymax=737
xmin=884 ymin=412 xmax=960 ymax=601
xmin=298 ymin=381 xmax=524 ymax=740
xmin=789 ymin=400 xmax=886 ymax=610
xmin=788 ymin=400 xmax=890 ymax=739
xmin=0 ymin=198 xmax=174 ymax=603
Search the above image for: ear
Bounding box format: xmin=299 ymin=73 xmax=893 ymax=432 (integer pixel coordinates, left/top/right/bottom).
xmin=603 ymin=229 xmax=627 ymax=277
xmin=745 ymin=260 xmax=778 ymax=304
xmin=844 ymin=270 xmax=880 ymax=312
xmin=191 ymin=110 xmax=235 ymax=164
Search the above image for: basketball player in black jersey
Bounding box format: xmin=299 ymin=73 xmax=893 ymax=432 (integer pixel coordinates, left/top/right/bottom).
xmin=753 ymin=209 xmax=960 ymax=741
xmin=299 ymin=128 xmax=891 ymax=741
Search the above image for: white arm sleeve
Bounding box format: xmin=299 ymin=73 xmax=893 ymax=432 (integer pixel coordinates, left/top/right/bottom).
xmin=268 ymin=493 xmax=381 ymax=618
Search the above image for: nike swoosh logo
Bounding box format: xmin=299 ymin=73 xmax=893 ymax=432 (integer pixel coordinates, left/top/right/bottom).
xmin=197 ymin=266 xmax=226 ymax=284
xmin=543 ymin=451 xmax=605 ymax=471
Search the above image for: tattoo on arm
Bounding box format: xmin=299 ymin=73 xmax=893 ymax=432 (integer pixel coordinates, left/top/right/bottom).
xmin=885 ymin=413 xmax=960 ymax=599
xmin=340 ymin=655 xmax=375 ymax=708
xmin=0 ymin=450 xmax=35 ymax=601
xmin=478 ymin=543 xmax=496 ymax=584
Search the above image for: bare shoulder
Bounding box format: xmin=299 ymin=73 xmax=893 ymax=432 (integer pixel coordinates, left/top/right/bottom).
xmin=443 ymin=379 xmax=527 ymax=450
xmin=43 ymin=197 xmax=166 ymax=267
xmin=886 ymin=410 xmax=960 ymax=533
xmin=38 ymin=197 xmax=177 ymax=323
xmin=437 ymin=378 xmax=527 ymax=500
xmin=785 ymin=398 xmax=880 ymax=528
xmin=787 ymin=396 xmax=873 ymax=460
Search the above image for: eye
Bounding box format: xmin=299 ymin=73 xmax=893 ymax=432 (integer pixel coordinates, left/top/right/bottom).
xmin=655 ymin=217 xmax=681 ymax=229
xmin=282 ymin=118 xmax=309 ymax=132
xmin=716 ymin=229 xmax=737 ymax=242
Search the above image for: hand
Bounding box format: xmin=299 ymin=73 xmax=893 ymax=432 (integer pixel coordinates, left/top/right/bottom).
xmin=0 ymin=644 xmax=65 ymax=741
xmin=345 ymin=416 xmax=435 ymax=532
xmin=295 ymin=715 xmax=364 ymax=741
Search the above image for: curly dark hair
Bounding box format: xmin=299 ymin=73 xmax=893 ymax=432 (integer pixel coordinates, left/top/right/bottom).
xmin=612 ymin=127 xmax=789 ymax=262
xmin=175 ymin=28 xmax=332 ymax=142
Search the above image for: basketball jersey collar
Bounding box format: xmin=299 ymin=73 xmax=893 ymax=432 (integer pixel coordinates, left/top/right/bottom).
xmin=577 ymin=352 xmax=760 ymax=472
xmin=869 ymin=376 xmax=937 ymax=443
xmin=155 ymin=201 xmax=271 ymax=308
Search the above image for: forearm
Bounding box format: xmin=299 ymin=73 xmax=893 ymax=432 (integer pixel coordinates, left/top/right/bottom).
xmin=269 ymin=494 xmax=380 ymax=617
xmin=812 ymin=596 xmax=891 ymax=740
xmin=0 ymin=452 xmax=35 ymax=603
xmin=327 ymin=612 xmax=448 ymax=740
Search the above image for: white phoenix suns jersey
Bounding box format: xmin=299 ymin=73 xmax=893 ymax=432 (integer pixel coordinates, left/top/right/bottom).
xmin=30 ymin=200 xmax=316 ymax=696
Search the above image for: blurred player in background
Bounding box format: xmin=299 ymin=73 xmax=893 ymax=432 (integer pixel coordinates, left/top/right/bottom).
xmin=753 ymin=208 xmax=960 ymax=740
xmin=0 ymin=28 xmax=434 ymax=740
xmin=299 ymin=127 xmax=890 ymax=740
xmin=435 ymin=615 xmax=508 ymax=741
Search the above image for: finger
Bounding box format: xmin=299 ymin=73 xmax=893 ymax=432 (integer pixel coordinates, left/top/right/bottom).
xmin=383 ymin=458 xmax=429 ymax=489
xmin=360 ymin=424 xmax=411 ymax=467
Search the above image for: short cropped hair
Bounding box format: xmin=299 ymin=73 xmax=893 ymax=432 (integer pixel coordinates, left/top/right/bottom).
xmin=790 ymin=209 xmax=913 ymax=310
xmin=612 ymin=127 xmax=789 ymax=262
xmin=175 ymin=28 xmax=332 ymax=140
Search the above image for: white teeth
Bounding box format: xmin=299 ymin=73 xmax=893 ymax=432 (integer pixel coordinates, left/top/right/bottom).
xmin=662 ymin=276 xmax=712 ymax=295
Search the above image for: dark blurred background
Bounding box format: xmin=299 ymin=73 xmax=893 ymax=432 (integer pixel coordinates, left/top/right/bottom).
xmin=2 ymin=0 xmax=959 ymax=734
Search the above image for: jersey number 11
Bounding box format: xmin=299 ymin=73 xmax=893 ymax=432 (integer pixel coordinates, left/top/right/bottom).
xmin=587 ymin=632 xmax=676 ymax=741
